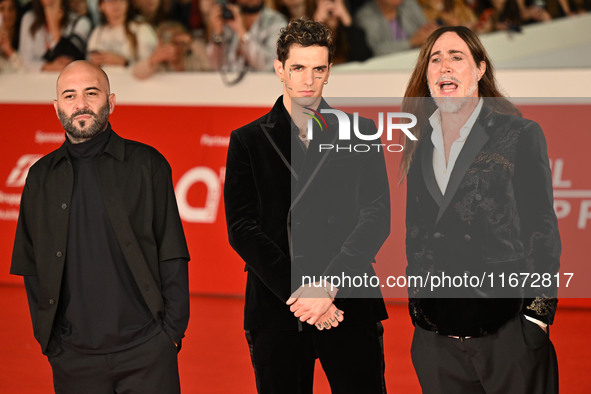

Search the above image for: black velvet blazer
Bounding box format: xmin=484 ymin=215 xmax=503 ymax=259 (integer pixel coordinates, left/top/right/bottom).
xmin=405 ymin=104 xmax=561 ymax=336
xmin=224 ymin=97 xmax=390 ymax=331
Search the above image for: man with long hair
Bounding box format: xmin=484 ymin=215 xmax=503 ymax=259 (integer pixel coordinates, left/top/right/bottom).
xmin=401 ymin=26 xmax=560 ymax=393
xmin=224 ymin=17 xmax=390 ymax=393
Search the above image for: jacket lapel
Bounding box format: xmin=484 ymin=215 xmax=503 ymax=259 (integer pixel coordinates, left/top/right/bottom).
xmin=435 ymin=118 xmax=490 ymax=225
xmin=420 ymin=135 xmax=444 ymax=208
xmin=290 ymin=100 xmax=338 ymax=209
xmin=260 ymin=97 xmax=299 ymax=181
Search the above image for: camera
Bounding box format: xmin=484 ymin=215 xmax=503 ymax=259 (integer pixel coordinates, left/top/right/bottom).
xmin=217 ymin=0 xmax=234 ymax=20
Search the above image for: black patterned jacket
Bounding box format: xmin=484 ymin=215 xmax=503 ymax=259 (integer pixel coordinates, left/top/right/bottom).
xmin=405 ymin=104 xmax=561 ymax=336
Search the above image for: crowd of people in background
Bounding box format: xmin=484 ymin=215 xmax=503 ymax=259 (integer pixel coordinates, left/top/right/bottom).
xmin=0 ymin=0 xmax=589 ymax=76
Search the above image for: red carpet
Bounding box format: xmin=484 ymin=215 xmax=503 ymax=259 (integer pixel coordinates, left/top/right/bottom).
xmin=1 ymin=285 xmax=589 ymax=393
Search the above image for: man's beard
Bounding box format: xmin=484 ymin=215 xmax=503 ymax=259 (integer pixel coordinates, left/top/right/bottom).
xmin=58 ymin=102 xmax=110 ymax=141
xmin=429 ymin=71 xmax=479 ymax=113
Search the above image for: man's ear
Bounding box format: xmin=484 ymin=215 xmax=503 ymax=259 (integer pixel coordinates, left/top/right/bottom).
xmin=477 ymin=61 xmax=486 ymax=81
xmin=53 ymin=100 xmax=59 ymax=117
xmin=274 ymin=59 xmax=284 ymax=81
xmin=108 ymin=93 xmax=116 ymax=114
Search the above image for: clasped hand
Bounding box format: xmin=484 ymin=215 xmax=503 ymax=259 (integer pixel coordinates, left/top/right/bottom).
xmin=286 ymin=282 xmax=344 ymax=331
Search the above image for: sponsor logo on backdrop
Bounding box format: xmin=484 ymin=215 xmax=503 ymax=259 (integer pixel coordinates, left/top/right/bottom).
xmin=1 ymin=154 xmax=43 ymax=220
xmin=177 ymin=134 xmax=230 ymax=223
xmin=176 ymin=166 xmax=225 ymax=224
xmin=1 ymin=131 xmax=62 ymax=221
xmin=200 ymin=134 xmax=230 ymax=147
xmin=35 ymin=131 xmax=65 ymax=144
xmin=551 ymin=158 xmax=591 ymax=229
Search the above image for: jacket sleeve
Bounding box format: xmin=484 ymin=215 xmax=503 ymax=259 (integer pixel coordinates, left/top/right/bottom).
xmin=159 ymin=258 xmax=189 ymax=350
xmin=152 ymin=159 xmax=190 ymax=262
xmin=514 ymin=121 xmax=561 ymax=324
xmin=11 ymin=175 xmax=42 ymax=339
xmin=11 ymin=180 xmax=37 ymax=277
xmin=152 ymin=159 xmax=190 ymax=344
xmin=224 ymin=130 xmax=293 ymax=302
xmin=23 ymin=275 xmax=40 ymax=334
xmin=153 ymin=161 xmax=190 ymax=344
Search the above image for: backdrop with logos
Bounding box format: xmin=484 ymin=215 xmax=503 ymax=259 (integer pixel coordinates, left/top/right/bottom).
xmin=1 ymin=99 xmax=589 ymax=306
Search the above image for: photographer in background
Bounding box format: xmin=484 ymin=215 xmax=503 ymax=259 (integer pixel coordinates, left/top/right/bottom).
xmin=206 ymin=0 xmax=286 ymax=72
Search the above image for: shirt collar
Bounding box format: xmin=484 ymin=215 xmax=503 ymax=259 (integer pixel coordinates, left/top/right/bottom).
xmin=429 ymin=98 xmax=483 ymax=145
xmin=102 ymin=123 xmax=125 ymax=162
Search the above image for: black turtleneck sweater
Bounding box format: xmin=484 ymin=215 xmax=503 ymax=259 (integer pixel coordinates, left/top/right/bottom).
xmin=56 ymin=129 xmax=160 ymax=353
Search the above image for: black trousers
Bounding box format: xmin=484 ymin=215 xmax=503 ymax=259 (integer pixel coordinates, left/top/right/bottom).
xmin=245 ymin=322 xmax=386 ymax=394
xmin=411 ymin=314 xmax=558 ymax=394
xmin=48 ymin=330 xmax=180 ymax=394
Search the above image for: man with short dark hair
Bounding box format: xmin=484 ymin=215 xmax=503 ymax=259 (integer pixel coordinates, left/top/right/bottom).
xmin=401 ymin=26 xmax=560 ymax=393
xmin=11 ymin=60 xmax=190 ymax=394
xmin=224 ymin=17 xmax=390 ymax=393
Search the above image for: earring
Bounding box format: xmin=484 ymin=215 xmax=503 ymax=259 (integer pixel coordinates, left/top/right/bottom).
xmin=324 ymin=81 xmax=328 ymax=85
xmin=281 ymin=78 xmax=284 ymax=82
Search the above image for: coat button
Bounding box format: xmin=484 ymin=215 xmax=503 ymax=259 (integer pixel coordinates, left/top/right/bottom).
xmin=49 ymin=299 xmax=55 ymax=305
xmin=327 ymin=216 xmax=335 ymax=224
xmin=475 ymin=194 xmax=482 ymax=201
xmin=434 ymin=232 xmax=442 ymax=239
xmin=61 ymin=203 xmax=68 ymax=210
xmin=56 ymin=251 xmax=63 ymax=258
xmin=464 ymin=234 xmax=472 ymax=241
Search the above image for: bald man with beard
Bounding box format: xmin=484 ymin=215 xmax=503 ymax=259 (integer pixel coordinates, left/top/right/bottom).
xmin=11 ymin=61 xmax=190 ymax=394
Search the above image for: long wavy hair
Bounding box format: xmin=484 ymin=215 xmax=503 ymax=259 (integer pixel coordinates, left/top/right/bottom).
xmin=99 ymin=0 xmax=139 ymax=60
xmin=29 ymin=0 xmax=70 ymax=36
xmin=0 ymin=0 xmax=23 ymax=49
xmin=399 ymin=26 xmax=520 ymax=179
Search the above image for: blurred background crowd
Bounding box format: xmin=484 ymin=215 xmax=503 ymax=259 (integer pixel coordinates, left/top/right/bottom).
xmin=0 ymin=0 xmax=589 ymax=77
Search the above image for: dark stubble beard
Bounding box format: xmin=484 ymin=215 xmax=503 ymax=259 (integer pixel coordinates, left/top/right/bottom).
xmin=58 ymin=101 xmax=110 ymax=142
